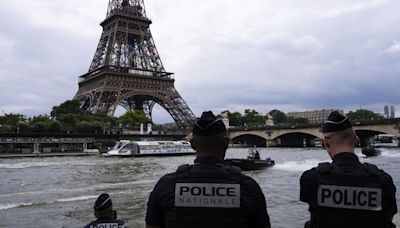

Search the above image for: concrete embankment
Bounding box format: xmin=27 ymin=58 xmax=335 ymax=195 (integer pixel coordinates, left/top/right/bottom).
xmin=0 ymin=151 xmax=100 ymax=159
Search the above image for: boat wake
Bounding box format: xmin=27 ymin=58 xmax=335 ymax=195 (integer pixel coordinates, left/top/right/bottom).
xmin=380 ymin=151 xmax=400 ymax=158
xmin=0 ymin=159 xmax=127 ymax=170
xmin=0 ymin=161 xmax=70 ymax=169
xmin=273 ymin=159 xmax=329 ymax=172
xmin=0 ymin=195 xmax=98 ymax=211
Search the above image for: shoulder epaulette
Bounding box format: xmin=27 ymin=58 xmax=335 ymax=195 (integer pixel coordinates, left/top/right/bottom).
xmin=363 ymin=162 xmax=380 ymax=177
xmin=177 ymin=164 xmax=191 ymax=178
xmin=318 ymin=162 xmax=332 ymax=174
xmin=228 ymin=165 xmax=242 ymax=181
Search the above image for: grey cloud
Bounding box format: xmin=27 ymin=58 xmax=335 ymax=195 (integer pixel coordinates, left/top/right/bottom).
xmin=1 ymin=0 xmax=400 ymax=121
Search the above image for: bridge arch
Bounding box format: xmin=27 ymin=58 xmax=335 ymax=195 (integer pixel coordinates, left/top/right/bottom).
xmin=231 ymin=134 xmax=267 ymax=148
xmin=271 ymin=128 xmax=323 ymax=139
xmin=273 ymin=132 xmax=320 ymax=147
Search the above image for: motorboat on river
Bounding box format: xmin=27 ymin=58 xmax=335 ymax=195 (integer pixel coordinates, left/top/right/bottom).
xmin=361 ymin=145 xmax=381 ymax=157
xmin=225 ymin=149 xmax=275 ymax=171
xmin=105 ymin=140 xmax=195 ymax=157
xmin=361 ymin=134 xmax=399 ymax=157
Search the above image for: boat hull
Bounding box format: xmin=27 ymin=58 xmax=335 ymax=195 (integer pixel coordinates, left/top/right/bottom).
xmin=361 ymin=146 xmax=381 ymax=157
xmin=105 ymin=140 xmax=195 ymax=157
xmin=225 ymin=158 xmax=275 ymax=171
xmin=104 ymin=151 xmax=195 ymax=157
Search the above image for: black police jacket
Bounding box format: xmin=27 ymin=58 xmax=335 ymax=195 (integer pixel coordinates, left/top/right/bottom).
xmin=84 ymin=218 xmax=126 ymax=228
xmin=300 ymin=152 xmax=397 ymax=228
xmin=146 ymin=156 xmax=270 ymax=228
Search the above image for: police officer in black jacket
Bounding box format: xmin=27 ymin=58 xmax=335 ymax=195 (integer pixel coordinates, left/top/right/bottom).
xmin=146 ymin=111 xmax=271 ymax=228
xmin=85 ymin=193 xmax=126 ymax=228
xmin=300 ymin=111 xmax=397 ymax=228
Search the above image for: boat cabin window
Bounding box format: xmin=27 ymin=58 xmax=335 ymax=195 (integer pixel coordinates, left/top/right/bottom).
xmin=121 ymin=143 xmax=135 ymax=150
xmin=113 ymin=142 xmax=123 ymax=150
xmin=373 ymin=135 xmax=394 ymax=143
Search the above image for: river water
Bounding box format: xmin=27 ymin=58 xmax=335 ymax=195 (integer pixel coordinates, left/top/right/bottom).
xmin=0 ymin=148 xmax=399 ymax=228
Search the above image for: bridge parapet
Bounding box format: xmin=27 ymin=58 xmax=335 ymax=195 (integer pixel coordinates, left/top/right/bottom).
xmin=229 ymin=122 xmax=399 ymax=141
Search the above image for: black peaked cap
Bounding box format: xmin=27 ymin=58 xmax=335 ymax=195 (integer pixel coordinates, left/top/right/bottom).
xmin=94 ymin=193 xmax=112 ymax=212
xmin=322 ymin=111 xmax=352 ymax=133
xmin=193 ymin=111 xmax=227 ymax=136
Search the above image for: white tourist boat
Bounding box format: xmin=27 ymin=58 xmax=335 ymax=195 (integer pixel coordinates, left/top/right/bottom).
xmin=370 ymin=134 xmax=399 ymax=148
xmin=105 ymin=140 xmax=195 ymax=157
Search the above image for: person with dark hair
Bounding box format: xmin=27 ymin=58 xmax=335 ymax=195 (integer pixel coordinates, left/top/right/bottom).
xmin=146 ymin=111 xmax=271 ymax=228
xmin=300 ymin=111 xmax=397 ymax=228
xmin=85 ymin=193 xmax=126 ymax=228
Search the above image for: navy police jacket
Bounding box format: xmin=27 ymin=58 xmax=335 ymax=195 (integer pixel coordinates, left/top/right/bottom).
xmin=300 ymin=152 xmax=397 ymax=228
xmin=146 ymin=156 xmax=271 ymax=228
xmin=84 ymin=218 xmax=126 ymax=228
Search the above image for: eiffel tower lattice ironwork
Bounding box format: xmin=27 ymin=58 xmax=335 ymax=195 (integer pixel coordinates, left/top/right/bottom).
xmin=74 ymin=0 xmax=196 ymax=128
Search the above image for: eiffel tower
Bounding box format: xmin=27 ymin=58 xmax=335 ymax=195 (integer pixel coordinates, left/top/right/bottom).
xmin=74 ymin=0 xmax=196 ymax=128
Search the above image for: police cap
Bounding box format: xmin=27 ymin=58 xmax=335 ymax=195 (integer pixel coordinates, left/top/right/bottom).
xmin=193 ymin=111 xmax=227 ymax=136
xmin=94 ymin=193 xmax=112 ymax=212
xmin=322 ymin=111 xmax=352 ymax=133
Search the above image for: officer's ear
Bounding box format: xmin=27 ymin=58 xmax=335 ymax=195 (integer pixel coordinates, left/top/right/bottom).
xmin=323 ymin=136 xmax=330 ymax=149
xmin=354 ymin=135 xmax=360 ymax=146
xmin=190 ymin=139 xmax=196 ymax=150
xmin=223 ymin=135 xmax=230 ymax=150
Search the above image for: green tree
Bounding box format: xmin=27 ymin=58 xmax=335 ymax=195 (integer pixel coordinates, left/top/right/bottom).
xmin=0 ymin=125 xmax=11 ymax=133
xmin=90 ymin=122 xmax=104 ymax=134
xmin=29 ymin=115 xmax=51 ymax=125
xmin=242 ymin=109 xmax=266 ymax=126
xmin=31 ymin=122 xmax=47 ymax=132
xmin=118 ymin=110 xmax=151 ymax=128
xmin=287 ymin=117 xmax=309 ymax=125
xmin=16 ymin=122 xmax=30 ymax=133
xmin=268 ymin=109 xmax=287 ymax=125
xmin=57 ymin=113 xmax=77 ymax=133
xmin=48 ymin=120 xmax=63 ymax=133
xmin=346 ymin=109 xmax=384 ymax=121
xmin=76 ymin=121 xmax=91 ymax=133
xmin=51 ymin=100 xmax=84 ymax=117
xmin=0 ymin=113 xmax=26 ymax=127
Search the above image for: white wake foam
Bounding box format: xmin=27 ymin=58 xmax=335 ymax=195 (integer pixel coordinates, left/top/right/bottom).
xmin=273 ymin=159 xmax=329 ymax=172
xmin=0 ymin=202 xmax=34 ymax=210
xmin=380 ymin=151 xmax=400 ymax=158
xmin=0 ymin=195 xmax=98 ymax=211
xmin=0 ymin=161 xmax=68 ymax=169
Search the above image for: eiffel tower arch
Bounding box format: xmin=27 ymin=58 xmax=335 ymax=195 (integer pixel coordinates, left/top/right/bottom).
xmin=74 ymin=0 xmax=196 ymax=128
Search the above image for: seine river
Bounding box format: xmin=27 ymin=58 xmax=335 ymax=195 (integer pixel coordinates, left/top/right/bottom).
xmin=0 ymin=148 xmax=399 ymax=228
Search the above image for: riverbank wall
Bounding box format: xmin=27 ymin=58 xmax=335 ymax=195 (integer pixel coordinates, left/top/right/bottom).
xmin=0 ymin=151 xmax=100 ymax=159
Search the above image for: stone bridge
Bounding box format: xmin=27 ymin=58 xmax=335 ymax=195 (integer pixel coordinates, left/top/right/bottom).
xmin=228 ymin=122 xmax=400 ymax=147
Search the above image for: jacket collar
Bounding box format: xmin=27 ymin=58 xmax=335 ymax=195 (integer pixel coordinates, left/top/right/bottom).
xmin=332 ymin=152 xmax=359 ymax=163
xmin=194 ymin=156 xmax=224 ymax=165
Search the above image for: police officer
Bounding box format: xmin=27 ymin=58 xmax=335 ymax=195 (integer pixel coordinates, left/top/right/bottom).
xmin=146 ymin=111 xmax=271 ymax=228
xmin=300 ymin=111 xmax=397 ymax=228
xmin=85 ymin=193 xmax=126 ymax=228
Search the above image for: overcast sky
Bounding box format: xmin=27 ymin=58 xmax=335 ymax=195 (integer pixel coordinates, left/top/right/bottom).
xmin=0 ymin=0 xmax=399 ymax=123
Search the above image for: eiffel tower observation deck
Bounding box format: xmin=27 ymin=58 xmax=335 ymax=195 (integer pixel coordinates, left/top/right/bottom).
xmin=74 ymin=0 xmax=196 ymax=128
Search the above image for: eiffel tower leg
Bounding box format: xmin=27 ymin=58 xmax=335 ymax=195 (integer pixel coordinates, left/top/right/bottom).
xmin=142 ymin=100 xmax=156 ymax=121
xmin=89 ymin=91 xmax=118 ymax=115
xmin=159 ymin=90 xmax=196 ymax=128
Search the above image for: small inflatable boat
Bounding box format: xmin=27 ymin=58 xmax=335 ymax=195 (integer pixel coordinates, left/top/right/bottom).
xmin=225 ymin=149 xmax=275 ymax=171
xmin=361 ymin=146 xmax=381 ymax=157
xmin=225 ymin=157 xmax=275 ymax=171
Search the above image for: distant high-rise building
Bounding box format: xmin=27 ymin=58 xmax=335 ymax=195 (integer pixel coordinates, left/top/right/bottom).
xmin=390 ymin=105 xmax=395 ymax=118
xmin=384 ymin=105 xmax=395 ymax=119
xmin=384 ymin=105 xmax=389 ymax=118
xmin=287 ymin=109 xmax=344 ymax=124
